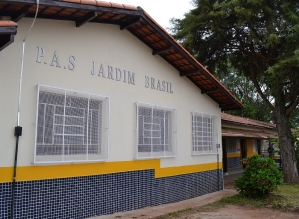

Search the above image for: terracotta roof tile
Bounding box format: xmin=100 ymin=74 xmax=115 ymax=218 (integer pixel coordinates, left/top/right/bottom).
xmin=96 ymin=1 xmax=111 ymax=7
xmin=61 ymin=0 xmax=80 ymax=3
xmin=0 ymin=21 xmax=18 ymax=27
xmin=222 ymin=128 xmax=275 ymax=139
xmin=110 ymin=2 xmax=125 ymax=9
xmin=122 ymin=4 xmax=138 ymax=10
xmin=221 ymin=113 xmax=276 ymax=129
xmin=81 ymin=0 xmax=97 ymax=6
xmin=61 ymin=0 xmax=138 ymax=10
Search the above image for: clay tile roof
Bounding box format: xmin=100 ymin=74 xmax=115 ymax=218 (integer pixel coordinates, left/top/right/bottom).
xmin=61 ymin=0 xmax=138 ymax=10
xmin=80 ymin=0 xmax=97 ymax=6
xmin=221 ymin=113 xmax=276 ymax=129
xmin=62 ymin=0 xmax=80 ymax=3
xmin=96 ymin=1 xmax=111 ymax=7
xmin=122 ymin=4 xmax=137 ymax=10
xmin=0 ymin=21 xmax=18 ymax=27
xmin=109 ymin=2 xmax=125 ymax=9
xmin=0 ymin=0 xmax=243 ymax=110
xmin=222 ymin=127 xmax=275 ymax=139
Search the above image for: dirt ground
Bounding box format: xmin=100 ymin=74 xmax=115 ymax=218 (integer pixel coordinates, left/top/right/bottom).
xmin=153 ymin=176 xmax=299 ymax=219
xmin=154 ymin=204 xmax=299 ymax=219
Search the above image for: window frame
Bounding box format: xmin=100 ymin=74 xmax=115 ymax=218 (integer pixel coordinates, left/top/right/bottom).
xmin=253 ymin=139 xmax=259 ymax=152
xmin=135 ymin=102 xmax=177 ymax=159
xmin=191 ymin=112 xmax=218 ymax=155
xmin=226 ymin=138 xmax=240 ymax=154
xmin=34 ymin=84 xmax=110 ymax=164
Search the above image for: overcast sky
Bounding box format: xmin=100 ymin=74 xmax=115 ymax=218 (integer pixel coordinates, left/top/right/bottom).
xmin=111 ymin=0 xmax=195 ymax=31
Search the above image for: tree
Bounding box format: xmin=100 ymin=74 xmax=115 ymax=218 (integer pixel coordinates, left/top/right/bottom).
xmin=171 ymin=0 xmax=299 ymax=183
xmin=218 ymin=72 xmax=272 ymax=122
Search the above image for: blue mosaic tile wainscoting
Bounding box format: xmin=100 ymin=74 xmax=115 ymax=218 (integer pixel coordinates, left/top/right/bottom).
xmin=0 ymin=169 xmax=223 ymax=219
xmin=227 ymin=157 xmax=241 ymax=168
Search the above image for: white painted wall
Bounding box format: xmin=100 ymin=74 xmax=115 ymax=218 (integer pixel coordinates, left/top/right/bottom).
xmin=0 ymin=18 xmax=221 ymax=168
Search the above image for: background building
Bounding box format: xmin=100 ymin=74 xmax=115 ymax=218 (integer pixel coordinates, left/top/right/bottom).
xmin=221 ymin=113 xmax=277 ymax=172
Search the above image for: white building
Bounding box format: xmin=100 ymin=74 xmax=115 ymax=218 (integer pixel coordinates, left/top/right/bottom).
xmin=0 ymin=1 xmax=244 ymax=218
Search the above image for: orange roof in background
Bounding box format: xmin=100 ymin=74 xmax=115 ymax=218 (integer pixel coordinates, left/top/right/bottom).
xmin=221 ymin=113 xmax=276 ymax=129
xmin=221 ymin=113 xmax=277 ymax=139
xmin=222 ymin=128 xmax=275 ymax=139
xmin=0 ymin=0 xmax=244 ymax=110
xmin=0 ymin=21 xmax=18 ymax=27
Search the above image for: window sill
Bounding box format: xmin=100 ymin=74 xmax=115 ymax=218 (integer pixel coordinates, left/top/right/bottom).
xmin=191 ymin=153 xmax=219 ymax=156
xmin=33 ymin=158 xmax=108 ymax=165
xmin=134 ymin=155 xmax=176 ymax=160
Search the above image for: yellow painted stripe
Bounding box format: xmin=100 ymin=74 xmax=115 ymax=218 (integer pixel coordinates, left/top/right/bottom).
xmin=0 ymin=167 xmax=12 ymax=183
xmin=0 ymin=160 xmax=159 ymax=183
xmin=0 ymin=160 xmax=222 ymax=182
xmin=155 ymin=162 xmax=222 ymax=178
xmin=227 ymin=153 xmax=240 ymax=158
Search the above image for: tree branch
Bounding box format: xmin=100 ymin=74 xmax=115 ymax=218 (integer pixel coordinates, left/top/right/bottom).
xmin=286 ymin=96 xmax=299 ymax=116
xmin=250 ymin=67 xmax=274 ymax=111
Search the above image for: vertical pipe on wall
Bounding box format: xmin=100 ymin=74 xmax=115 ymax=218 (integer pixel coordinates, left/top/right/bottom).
xmin=151 ymin=105 xmax=153 ymax=158
xmin=217 ymin=142 xmax=220 ymax=191
xmin=136 ymin=103 xmax=139 ymax=159
xmin=163 ymin=107 xmax=165 ymax=157
xmin=11 ymin=1 xmax=39 ymax=218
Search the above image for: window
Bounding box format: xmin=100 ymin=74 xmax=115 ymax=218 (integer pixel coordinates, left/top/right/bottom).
xmin=136 ymin=102 xmax=177 ymax=158
xmin=226 ymin=138 xmax=240 ymax=153
xmin=192 ymin=112 xmax=218 ymax=155
xmin=34 ymin=85 xmax=109 ymax=163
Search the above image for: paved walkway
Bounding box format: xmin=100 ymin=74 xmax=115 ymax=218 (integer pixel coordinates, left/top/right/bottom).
xmin=88 ymin=189 xmax=238 ymax=219
xmin=224 ymin=167 xmax=244 ymax=178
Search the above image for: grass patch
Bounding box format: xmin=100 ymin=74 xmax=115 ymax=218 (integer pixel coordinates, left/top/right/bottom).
xmin=155 ymin=207 xmax=194 ymax=219
xmin=167 ymin=207 xmax=193 ymax=217
xmin=271 ymin=184 xmax=299 ymax=212
xmin=214 ymin=184 xmax=299 ymax=213
xmin=154 ymin=184 xmax=299 ymax=218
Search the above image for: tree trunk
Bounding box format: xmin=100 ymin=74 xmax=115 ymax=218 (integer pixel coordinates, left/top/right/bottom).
xmin=275 ymin=102 xmax=299 ymax=183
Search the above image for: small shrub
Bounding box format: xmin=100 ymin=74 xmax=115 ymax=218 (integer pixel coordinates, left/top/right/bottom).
xmin=234 ymin=154 xmax=283 ymax=198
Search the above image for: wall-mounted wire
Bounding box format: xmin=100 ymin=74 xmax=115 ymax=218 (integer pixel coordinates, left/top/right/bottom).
xmin=11 ymin=1 xmax=40 ymax=218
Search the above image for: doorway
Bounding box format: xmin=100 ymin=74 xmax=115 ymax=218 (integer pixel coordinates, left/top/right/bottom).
xmin=240 ymin=139 xmax=247 ymax=169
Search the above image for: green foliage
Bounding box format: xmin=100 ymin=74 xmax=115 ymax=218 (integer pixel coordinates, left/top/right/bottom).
xmin=170 ymin=0 xmax=299 ymax=125
xmin=171 ymin=0 xmax=299 ymax=182
xmin=218 ymin=72 xmax=272 ymax=122
xmin=234 ymin=154 xmax=283 ymax=198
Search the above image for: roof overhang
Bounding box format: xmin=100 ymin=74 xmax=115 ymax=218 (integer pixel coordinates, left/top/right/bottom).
xmin=0 ymin=20 xmax=17 ymax=51
xmin=222 ymin=128 xmax=276 ymax=139
xmin=0 ymin=0 xmax=245 ymax=111
xmin=221 ymin=113 xmax=277 ymax=130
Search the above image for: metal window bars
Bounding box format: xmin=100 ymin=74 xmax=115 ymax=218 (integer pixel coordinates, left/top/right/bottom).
xmin=192 ymin=112 xmax=218 ymax=155
xmin=34 ymin=85 xmax=109 ymax=163
xmin=136 ymin=102 xmax=177 ymax=159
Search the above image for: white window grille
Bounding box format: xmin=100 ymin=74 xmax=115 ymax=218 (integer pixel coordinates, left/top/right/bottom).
xmin=192 ymin=112 xmax=218 ymax=155
xmin=34 ymin=85 xmax=109 ymax=163
xmin=136 ymin=102 xmax=177 ymax=159
xmin=226 ymin=138 xmax=240 ymax=153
